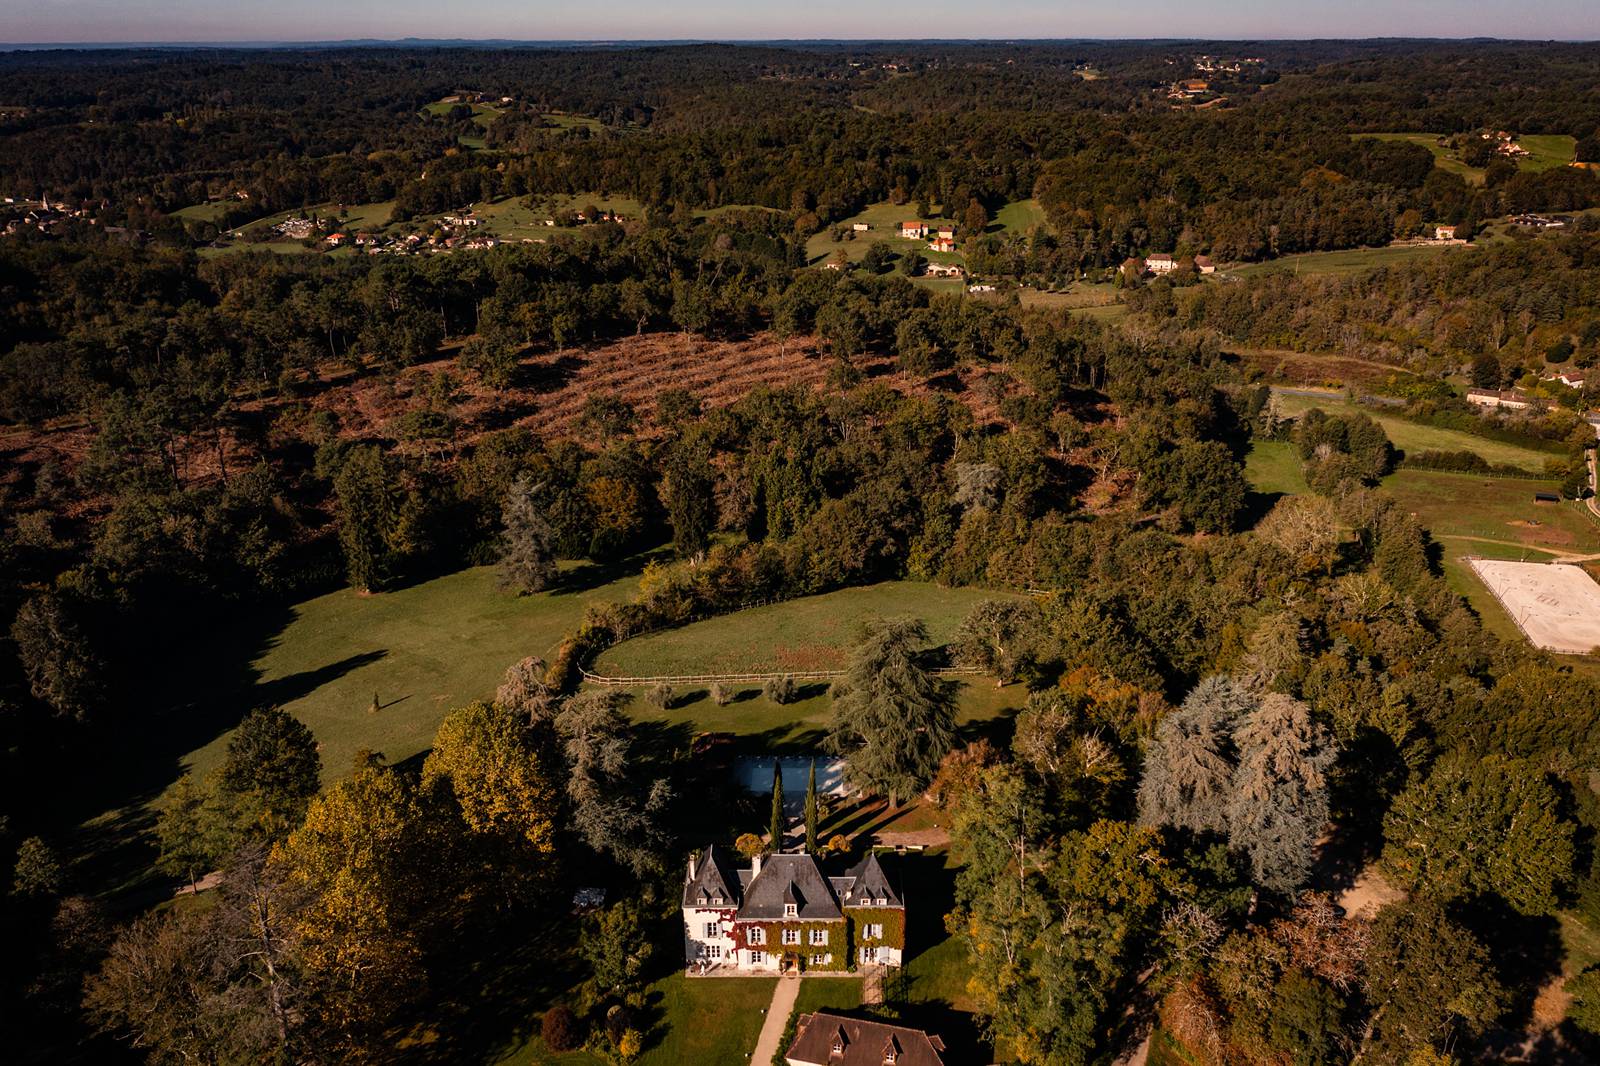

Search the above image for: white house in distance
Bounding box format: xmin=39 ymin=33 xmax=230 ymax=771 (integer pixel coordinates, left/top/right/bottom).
xmin=852 ymin=222 xmax=870 ymax=232
xmin=682 ymin=846 xmax=906 ymax=974
xmin=1147 ymin=253 xmax=1176 ymax=274
xmin=1434 ymin=223 xmax=1458 ymax=241
xmin=1545 ymin=369 xmax=1588 ymax=389
xmin=899 ymin=220 xmax=929 ymax=239
xmin=1194 ymin=254 xmax=1216 ymax=274
xmin=1466 ymin=388 xmax=1533 ymax=411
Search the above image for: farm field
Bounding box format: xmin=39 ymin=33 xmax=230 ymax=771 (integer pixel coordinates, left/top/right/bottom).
xmin=1380 ymin=469 xmax=1600 ymax=559
xmin=593 ymin=581 xmax=1020 ymax=678
xmin=1236 ymin=348 xmax=1422 ymax=392
xmin=171 ymin=200 xmax=236 ymax=222
xmin=1016 ymin=281 xmax=1119 ymax=310
xmin=1229 ymin=242 xmax=1463 ymax=278
xmin=1270 ymin=392 xmax=1563 ymax=472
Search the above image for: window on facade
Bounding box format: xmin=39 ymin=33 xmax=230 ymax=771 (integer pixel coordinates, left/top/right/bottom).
xmin=810 ymin=928 xmax=828 ymax=945
xmin=784 ymin=903 xmax=798 ymax=918
xmin=712 ymin=895 xmax=723 ymax=905
xmin=749 ymin=927 xmax=766 ymax=945
xmin=708 ymin=945 xmax=722 ymax=959
xmin=752 ymin=950 xmax=767 ymax=965
xmin=782 ymin=928 xmax=800 ymax=945
xmin=811 ymin=953 xmax=825 ymax=965
xmin=864 ymin=923 xmax=883 ymax=940
xmin=875 ymin=898 xmax=886 ymax=906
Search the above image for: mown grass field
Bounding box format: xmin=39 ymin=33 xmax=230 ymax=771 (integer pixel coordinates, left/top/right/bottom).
xmin=1380 ymin=469 xmax=1599 ymax=558
xmin=593 ymin=581 xmax=1017 ymax=678
xmin=1016 ymin=281 xmax=1119 ymax=310
xmin=172 ymin=200 xmax=236 ymax=222
xmin=1243 ymin=440 xmax=1310 ymax=497
xmin=190 ymin=562 xmax=646 ymax=785
xmin=1271 ymin=392 xmax=1562 ymax=472
xmin=1230 ymin=242 xmax=1462 ymax=278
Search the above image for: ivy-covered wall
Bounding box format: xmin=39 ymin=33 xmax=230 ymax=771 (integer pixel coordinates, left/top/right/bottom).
xmin=730 ymin=919 xmax=850 ymax=972
xmin=846 ymin=907 xmax=907 ymax=956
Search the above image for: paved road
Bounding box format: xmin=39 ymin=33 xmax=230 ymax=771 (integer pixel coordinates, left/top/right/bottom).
xmin=750 ymin=975 xmax=801 ymax=1066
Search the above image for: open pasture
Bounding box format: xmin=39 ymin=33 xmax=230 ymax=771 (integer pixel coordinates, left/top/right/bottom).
xmin=1229 ymin=242 xmax=1463 ymax=278
xmin=1271 ymin=392 xmax=1562 ymax=473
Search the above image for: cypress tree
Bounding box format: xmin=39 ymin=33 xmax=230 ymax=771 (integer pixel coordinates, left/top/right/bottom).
xmin=769 ymin=759 xmax=785 ymax=851
xmin=805 ymin=759 xmax=819 ymax=854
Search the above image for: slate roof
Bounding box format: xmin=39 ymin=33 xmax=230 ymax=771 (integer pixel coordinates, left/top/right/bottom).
xmin=683 ymin=846 xmax=905 ymax=918
xmin=785 ymin=1012 xmax=946 ymax=1066
xmin=839 ymin=851 xmax=902 ymax=908
xmin=682 ymin=844 xmax=741 ymax=908
xmin=739 ymin=853 xmax=844 ymax=921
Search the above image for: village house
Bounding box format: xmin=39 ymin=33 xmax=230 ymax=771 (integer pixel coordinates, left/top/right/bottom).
xmin=852 ymin=222 xmax=870 ymax=232
xmin=1433 ymin=224 xmax=1457 ymax=241
xmin=682 ymin=846 xmax=905 ymax=974
xmin=1545 ymin=369 xmax=1588 ymax=389
xmin=899 ymin=220 xmax=929 ymax=239
xmin=784 ymin=1012 xmax=946 ymax=1066
xmin=1120 ymin=256 xmax=1147 ymax=279
xmin=325 ymin=232 xmax=347 ymax=247
xmin=1194 ymin=254 xmax=1216 ymax=274
xmin=924 ymin=262 xmax=964 ymax=278
xmin=443 ymin=213 xmax=480 ymax=228
xmin=968 ymin=283 xmax=996 ymax=293
xmin=928 ymin=236 xmax=956 ymax=253
xmin=1147 ymin=253 xmax=1176 ymax=275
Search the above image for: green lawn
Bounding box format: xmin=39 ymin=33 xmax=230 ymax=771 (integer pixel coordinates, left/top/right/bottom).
xmin=612 ymin=677 xmax=1024 ymax=755
xmin=594 ymin=581 xmax=1019 ymax=677
xmin=192 ymin=562 xmax=647 ymax=785
xmin=804 ymin=202 xmax=964 ymax=270
xmin=1016 ymin=282 xmax=1119 ymax=310
xmin=1271 ymin=392 xmax=1562 ymax=473
xmin=1515 ymin=133 xmax=1579 ymax=173
xmin=496 ymin=973 xmax=777 ymax=1066
xmin=1230 ymin=242 xmax=1462 ymax=278
xmin=1244 ymin=440 xmax=1310 ymax=496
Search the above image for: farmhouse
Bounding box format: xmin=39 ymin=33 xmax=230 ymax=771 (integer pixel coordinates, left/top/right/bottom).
xmin=682 ymin=846 xmax=905 ymax=974
xmin=1466 ymin=388 xmax=1533 ymax=411
xmin=928 ymin=236 xmax=956 ymax=252
xmin=784 ymin=1012 xmax=947 ymax=1066
xmin=1194 ymin=254 xmax=1216 ymax=274
xmin=924 ymin=262 xmax=964 ymax=278
xmin=1546 ymin=369 xmax=1588 ymax=389
xmin=1147 ymin=253 xmax=1176 ymax=274
xmin=1434 ymin=224 xmax=1457 ymax=241
xmin=899 ymin=221 xmax=929 ymax=239
xmin=852 ymin=222 xmax=870 ymax=232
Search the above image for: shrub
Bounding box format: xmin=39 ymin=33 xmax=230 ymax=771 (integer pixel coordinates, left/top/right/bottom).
xmin=541 ymin=1005 xmax=581 ymax=1052
xmin=736 ymin=832 xmax=765 ymax=858
xmin=710 ymin=682 xmax=734 ymax=705
xmin=646 ymin=682 xmax=674 ymax=710
xmin=763 ymin=675 xmax=798 ymax=705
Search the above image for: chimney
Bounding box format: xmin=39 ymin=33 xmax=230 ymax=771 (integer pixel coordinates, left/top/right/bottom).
xmin=750 ymin=853 xmax=763 ymax=879
xmin=687 ymin=849 xmax=698 ymax=882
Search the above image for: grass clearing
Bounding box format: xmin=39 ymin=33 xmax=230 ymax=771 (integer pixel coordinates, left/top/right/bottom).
xmin=1230 ymin=242 xmax=1462 ymax=278
xmin=172 ymin=200 xmax=235 ymax=222
xmin=804 ymin=201 xmax=963 ymax=270
xmin=1244 ymin=440 xmax=1310 ymax=497
xmin=594 ymin=581 xmax=1018 ymax=678
xmin=1271 ymin=392 xmax=1561 ymax=473
xmin=1380 ymin=469 xmax=1600 ymax=558
xmin=994 ymin=198 xmax=1047 ymax=234
xmin=1016 ymin=282 xmax=1119 ymax=310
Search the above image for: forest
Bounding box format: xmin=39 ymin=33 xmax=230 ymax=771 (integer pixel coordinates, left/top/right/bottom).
xmin=4 ymin=36 xmax=1600 ymax=1066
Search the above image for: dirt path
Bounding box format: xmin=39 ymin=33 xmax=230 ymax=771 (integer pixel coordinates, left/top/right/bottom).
xmin=1435 ymin=533 xmax=1600 ymax=563
xmin=750 ymin=975 xmax=801 ymax=1066
xmin=862 ymin=966 xmax=885 ymax=1006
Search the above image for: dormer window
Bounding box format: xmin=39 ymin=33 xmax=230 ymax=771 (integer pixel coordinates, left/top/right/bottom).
xmin=712 ymin=896 xmax=723 ymax=905
xmin=784 ymin=903 xmax=798 ymax=918
xmin=875 ymin=897 xmax=886 ymax=906
xmin=697 ymin=892 xmax=708 ymax=905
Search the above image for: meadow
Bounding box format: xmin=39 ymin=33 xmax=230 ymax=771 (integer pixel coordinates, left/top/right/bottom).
xmin=1229 ymin=242 xmax=1463 ymax=279
xmin=1269 ymin=391 xmax=1563 ymax=473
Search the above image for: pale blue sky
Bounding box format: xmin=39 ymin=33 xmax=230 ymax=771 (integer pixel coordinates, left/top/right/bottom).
xmin=1 ymin=0 xmax=1595 ymax=46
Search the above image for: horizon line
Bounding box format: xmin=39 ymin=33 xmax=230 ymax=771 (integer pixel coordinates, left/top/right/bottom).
xmin=4 ymin=34 xmax=1599 ymax=50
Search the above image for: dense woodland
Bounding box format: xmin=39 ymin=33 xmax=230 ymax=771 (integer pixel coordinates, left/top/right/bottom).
xmin=4 ymin=38 xmax=1600 ymax=1066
